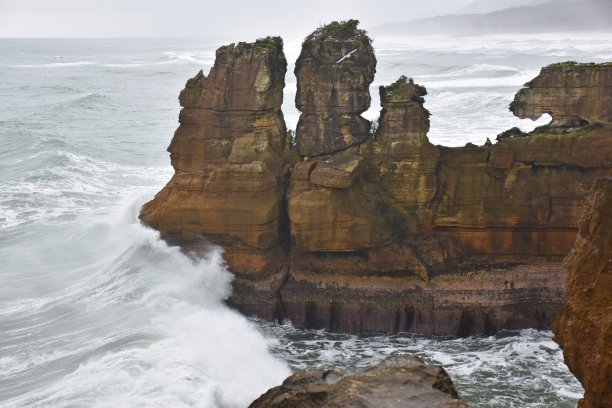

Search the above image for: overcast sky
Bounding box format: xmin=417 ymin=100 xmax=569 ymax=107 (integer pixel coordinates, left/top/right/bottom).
xmin=0 ymin=0 xmax=477 ymax=39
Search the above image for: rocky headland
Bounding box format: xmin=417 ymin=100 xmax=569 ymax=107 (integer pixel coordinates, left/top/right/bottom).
xmin=140 ymin=21 xmax=612 ymax=336
xmin=552 ymin=177 xmax=612 ymax=408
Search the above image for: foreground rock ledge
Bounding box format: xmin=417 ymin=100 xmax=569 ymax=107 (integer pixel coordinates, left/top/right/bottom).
xmin=552 ymin=177 xmax=612 ymax=408
xmin=140 ymin=21 xmax=612 ymax=335
xmin=250 ymin=355 xmax=470 ymax=408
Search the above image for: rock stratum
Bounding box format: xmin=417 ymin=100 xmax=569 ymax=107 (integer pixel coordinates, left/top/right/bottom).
xmin=249 ymin=355 xmax=470 ymax=408
xmin=140 ymin=21 xmax=612 ymax=335
xmin=552 ymin=178 xmax=612 ymax=408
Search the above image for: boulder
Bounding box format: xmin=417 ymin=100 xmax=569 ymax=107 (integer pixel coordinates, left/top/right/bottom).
xmin=250 ymin=355 xmax=470 ymax=408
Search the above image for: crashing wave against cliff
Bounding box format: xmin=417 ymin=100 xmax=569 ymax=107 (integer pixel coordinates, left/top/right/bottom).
xmin=140 ymin=21 xmax=612 ymax=336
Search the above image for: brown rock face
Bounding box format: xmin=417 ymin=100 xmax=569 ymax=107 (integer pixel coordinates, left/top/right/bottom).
xmin=365 ymin=76 xmax=439 ymax=226
xmin=294 ymin=20 xmax=376 ymax=157
xmin=139 ymin=37 xmax=292 ymax=299
xmin=552 ymin=177 xmax=612 ymax=408
xmin=250 ymin=355 xmax=470 ymax=408
xmin=140 ymin=21 xmax=612 ymax=335
xmin=510 ymin=62 xmax=612 ymax=126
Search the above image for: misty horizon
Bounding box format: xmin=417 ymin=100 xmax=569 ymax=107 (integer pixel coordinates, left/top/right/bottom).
xmin=0 ymin=0 xmax=471 ymax=39
xmin=1 ymin=0 xmax=592 ymax=39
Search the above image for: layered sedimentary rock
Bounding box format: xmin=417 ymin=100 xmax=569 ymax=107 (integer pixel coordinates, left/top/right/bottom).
xmin=552 ymin=178 xmax=612 ymax=408
xmin=511 ymin=62 xmax=612 ymax=126
xmin=250 ymin=355 xmax=470 ymax=408
xmin=366 ymin=76 xmax=438 ymax=220
xmin=294 ymin=20 xmax=376 ymax=157
xmin=139 ymin=37 xmax=294 ymax=312
xmin=140 ymin=21 xmax=612 ymax=335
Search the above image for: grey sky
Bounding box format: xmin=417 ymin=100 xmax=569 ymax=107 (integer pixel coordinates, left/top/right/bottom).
xmin=0 ymin=0 xmax=477 ymax=38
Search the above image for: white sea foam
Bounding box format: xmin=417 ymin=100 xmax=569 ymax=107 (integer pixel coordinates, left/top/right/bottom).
xmin=161 ymin=51 xmax=213 ymax=66
xmin=1 ymin=195 xmax=290 ymax=407
xmin=100 ymin=52 xmax=213 ymax=69
xmin=0 ymin=150 xmax=171 ymax=229
xmin=8 ymin=61 xmax=97 ymax=68
xmin=420 ymin=69 xmax=538 ymax=88
xmin=417 ymin=64 xmax=520 ymax=79
xmin=259 ymin=323 xmax=583 ymax=408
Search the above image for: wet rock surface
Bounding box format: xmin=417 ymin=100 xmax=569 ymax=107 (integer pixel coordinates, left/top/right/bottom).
xmin=552 ymin=177 xmax=612 ymax=408
xmin=140 ymin=21 xmax=612 ymax=335
xmin=249 ymin=355 xmax=470 ymax=408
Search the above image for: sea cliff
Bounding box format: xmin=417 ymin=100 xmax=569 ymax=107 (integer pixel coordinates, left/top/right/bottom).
xmin=140 ymin=21 xmax=612 ymax=335
xmin=552 ymin=178 xmax=612 ymax=408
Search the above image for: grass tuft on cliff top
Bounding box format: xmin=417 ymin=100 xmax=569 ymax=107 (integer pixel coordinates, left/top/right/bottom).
xmin=304 ymin=19 xmax=372 ymax=45
xmin=381 ymin=75 xmax=427 ymax=103
xmin=547 ymin=60 xmax=612 ymax=68
xmin=255 ymin=36 xmax=284 ymax=50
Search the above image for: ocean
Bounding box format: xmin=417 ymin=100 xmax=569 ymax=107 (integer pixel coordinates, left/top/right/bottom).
xmin=1 ymin=32 xmax=610 ymax=407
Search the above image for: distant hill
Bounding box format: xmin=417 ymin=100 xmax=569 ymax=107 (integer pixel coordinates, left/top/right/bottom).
xmin=455 ymin=0 xmax=552 ymax=15
xmin=372 ymin=0 xmax=612 ymax=36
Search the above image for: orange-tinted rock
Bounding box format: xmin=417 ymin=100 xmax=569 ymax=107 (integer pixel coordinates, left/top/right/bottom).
xmin=288 ymin=182 xmax=391 ymax=252
xmin=140 ymin=23 xmax=612 ymax=335
xmin=281 ymin=61 xmax=612 ymax=334
xmin=309 ymin=155 xmax=364 ymax=189
xmin=294 ymin=20 xmax=375 ymax=157
xmin=364 ymin=76 xmax=440 ymax=227
xmin=552 ymin=177 xmax=612 ymax=408
xmin=510 ymin=62 xmax=612 ymax=126
xmin=139 ymin=37 xmax=290 ymax=278
xmin=433 ymin=124 xmax=612 ymax=257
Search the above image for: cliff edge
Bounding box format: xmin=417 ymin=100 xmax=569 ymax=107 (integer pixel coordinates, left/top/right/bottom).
xmin=552 ymin=178 xmax=612 ymax=408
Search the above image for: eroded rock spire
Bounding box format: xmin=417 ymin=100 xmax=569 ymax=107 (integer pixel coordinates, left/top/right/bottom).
xmin=294 ymin=20 xmax=376 ymax=157
xmin=140 ymin=37 xmax=292 ymax=286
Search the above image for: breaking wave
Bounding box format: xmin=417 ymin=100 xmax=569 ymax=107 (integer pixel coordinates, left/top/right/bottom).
xmin=0 ymin=194 xmax=290 ymax=408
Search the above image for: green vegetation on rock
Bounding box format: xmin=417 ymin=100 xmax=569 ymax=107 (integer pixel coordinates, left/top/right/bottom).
xmin=304 ymin=19 xmax=372 ymax=45
xmin=546 ymin=61 xmax=612 ymax=68
xmin=381 ymin=75 xmax=427 ymax=103
xmin=255 ymin=36 xmax=284 ymax=50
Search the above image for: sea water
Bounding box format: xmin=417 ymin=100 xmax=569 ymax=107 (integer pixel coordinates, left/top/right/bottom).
xmin=1 ymin=32 xmax=610 ymax=407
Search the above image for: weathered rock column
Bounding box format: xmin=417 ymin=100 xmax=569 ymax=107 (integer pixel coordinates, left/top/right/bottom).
xmin=287 ymin=21 xmax=394 ymax=260
xmin=282 ymin=24 xmax=458 ymax=333
xmin=365 ymin=76 xmax=440 ymax=228
xmin=139 ymin=38 xmax=292 ymax=318
xmin=294 ymin=19 xmax=376 ymax=157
